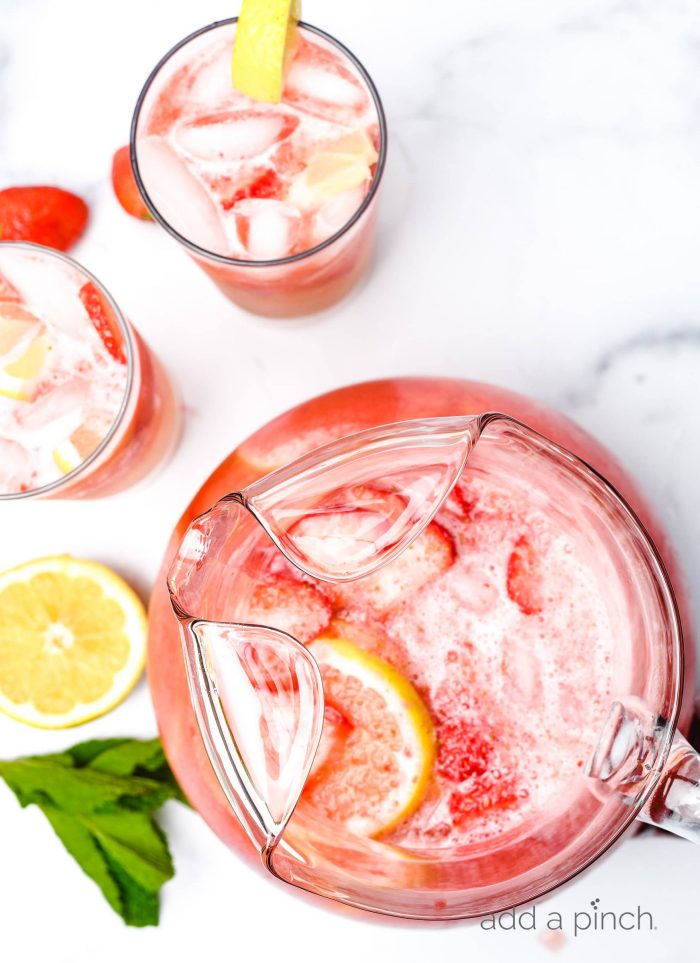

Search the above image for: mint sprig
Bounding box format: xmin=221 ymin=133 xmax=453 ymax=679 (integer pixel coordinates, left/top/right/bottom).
xmin=0 ymin=737 xmax=187 ymax=927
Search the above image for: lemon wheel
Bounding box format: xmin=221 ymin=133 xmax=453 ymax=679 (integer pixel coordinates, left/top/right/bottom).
xmin=305 ymin=636 xmax=436 ymax=837
xmin=0 ymin=555 xmax=147 ymax=728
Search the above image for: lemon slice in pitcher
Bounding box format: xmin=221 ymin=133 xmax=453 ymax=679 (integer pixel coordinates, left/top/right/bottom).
xmin=232 ymin=0 xmax=301 ymax=104
xmin=304 ymin=637 xmax=436 ymax=837
xmin=0 ymin=556 xmax=147 ymax=728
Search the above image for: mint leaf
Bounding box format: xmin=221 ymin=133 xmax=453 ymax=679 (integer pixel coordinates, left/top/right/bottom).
xmin=84 ymin=737 xmax=166 ymax=775
xmin=42 ymin=805 xmax=125 ymax=919
xmin=0 ymin=737 xmax=185 ymax=927
xmin=88 ymin=809 xmax=174 ymax=891
xmin=102 ymin=848 xmax=161 ymax=927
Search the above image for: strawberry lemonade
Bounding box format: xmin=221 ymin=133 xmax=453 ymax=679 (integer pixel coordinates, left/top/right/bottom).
xmin=232 ymin=448 xmax=620 ymax=851
xmin=132 ymin=19 xmax=385 ymax=317
xmin=0 ymin=243 xmax=179 ymax=498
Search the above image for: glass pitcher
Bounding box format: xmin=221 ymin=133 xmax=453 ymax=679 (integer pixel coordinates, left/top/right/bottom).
xmin=167 ymin=413 xmax=698 ymax=919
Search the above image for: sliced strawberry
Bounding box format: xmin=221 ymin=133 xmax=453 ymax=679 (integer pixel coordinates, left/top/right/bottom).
xmin=506 ymin=535 xmax=544 ymax=615
xmin=444 ymin=483 xmax=477 ymax=520
xmin=111 ymin=146 xmax=152 ymax=220
xmin=220 ymin=168 xmax=283 ymax=211
xmin=0 ymin=271 xmax=21 ymax=303
xmin=78 ymin=282 xmax=126 ymax=364
xmin=448 ymin=769 xmax=523 ymax=825
xmin=436 ymin=718 xmax=494 ymax=782
xmin=331 ymin=520 xmax=455 ymax=615
xmin=0 ymin=186 xmax=88 ymax=251
xmin=244 ymin=575 xmax=332 ymax=644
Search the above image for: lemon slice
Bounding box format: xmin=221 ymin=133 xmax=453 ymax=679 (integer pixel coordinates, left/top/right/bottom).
xmin=0 ymin=333 xmax=52 ymax=401
xmin=52 ymin=419 xmax=108 ymax=476
xmin=323 ymin=130 xmax=379 ymax=165
xmin=0 ymin=555 xmax=147 ymax=728
xmin=289 ymin=152 xmax=372 ymax=211
xmin=232 ymin=0 xmax=301 ymax=104
xmin=305 ymin=636 xmax=435 ymax=837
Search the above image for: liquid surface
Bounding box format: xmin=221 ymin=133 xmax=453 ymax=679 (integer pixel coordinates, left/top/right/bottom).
xmin=0 ymin=247 xmax=128 ymax=495
xmin=136 ymin=25 xmax=380 ymax=261
xmin=238 ymin=464 xmax=620 ymax=849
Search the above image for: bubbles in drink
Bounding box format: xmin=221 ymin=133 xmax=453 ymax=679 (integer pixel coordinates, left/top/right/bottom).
xmin=136 ymin=28 xmax=379 ymax=260
xmin=0 ymin=247 xmax=128 ymax=495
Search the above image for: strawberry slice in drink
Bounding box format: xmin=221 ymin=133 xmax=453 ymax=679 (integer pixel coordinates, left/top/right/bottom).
xmin=436 ymin=717 xmax=495 ymax=782
xmin=79 ymin=282 xmax=126 ymax=364
xmin=448 ymin=769 xmax=523 ymax=826
xmin=242 ymin=575 xmax=332 ymax=644
xmin=506 ymin=535 xmax=544 ymax=615
xmin=330 ymin=520 xmax=456 ymax=615
xmin=218 ymin=168 xmax=284 ymax=211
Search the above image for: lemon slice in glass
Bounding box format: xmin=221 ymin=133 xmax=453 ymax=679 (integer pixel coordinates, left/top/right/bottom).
xmin=0 ymin=306 xmax=50 ymax=401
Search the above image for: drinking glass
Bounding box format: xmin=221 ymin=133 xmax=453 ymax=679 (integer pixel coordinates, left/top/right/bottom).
xmin=0 ymin=242 xmax=180 ymax=500
xmin=131 ymin=19 xmax=387 ymax=319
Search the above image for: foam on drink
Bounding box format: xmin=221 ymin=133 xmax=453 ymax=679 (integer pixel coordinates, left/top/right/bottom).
xmin=0 ymin=246 xmax=129 ymax=495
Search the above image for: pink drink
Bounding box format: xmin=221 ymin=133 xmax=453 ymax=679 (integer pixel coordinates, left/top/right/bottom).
xmin=132 ymin=20 xmax=385 ymax=317
xmin=233 ymin=453 xmax=620 ymax=848
xmin=0 ymin=243 xmax=179 ymax=499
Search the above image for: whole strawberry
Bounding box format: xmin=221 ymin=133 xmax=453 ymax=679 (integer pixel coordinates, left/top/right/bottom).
xmin=112 ymin=146 xmax=152 ymax=220
xmin=0 ymin=186 xmax=88 ymax=251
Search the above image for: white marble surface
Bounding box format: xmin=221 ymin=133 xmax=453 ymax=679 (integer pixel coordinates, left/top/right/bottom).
xmin=1 ymin=0 xmax=699 ymax=960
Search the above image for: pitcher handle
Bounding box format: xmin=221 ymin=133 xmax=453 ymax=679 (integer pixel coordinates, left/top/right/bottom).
xmin=640 ymin=727 xmax=700 ymax=842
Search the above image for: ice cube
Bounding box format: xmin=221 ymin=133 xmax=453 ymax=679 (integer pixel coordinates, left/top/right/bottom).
xmin=175 ymin=110 xmax=298 ymax=162
xmin=135 ymin=136 xmax=229 ymax=254
xmin=284 ymin=39 xmax=369 ymax=122
xmin=15 ymin=376 xmax=88 ymax=445
xmin=0 ymin=438 xmax=35 ymax=494
xmin=233 ymin=199 xmax=302 ymax=261
xmin=309 ymin=184 xmax=367 ymax=244
xmin=187 ymin=35 xmax=239 ymax=107
xmin=0 ymin=252 xmax=87 ymax=338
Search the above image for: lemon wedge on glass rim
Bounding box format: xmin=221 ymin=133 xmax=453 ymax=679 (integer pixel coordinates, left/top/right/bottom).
xmin=0 ymin=556 xmax=147 ymax=728
xmin=232 ymin=0 xmax=301 ymax=103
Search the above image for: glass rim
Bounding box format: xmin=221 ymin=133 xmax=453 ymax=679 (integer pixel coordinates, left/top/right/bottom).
xmin=0 ymin=241 xmax=136 ymax=501
xmin=130 ymin=17 xmax=388 ymax=269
